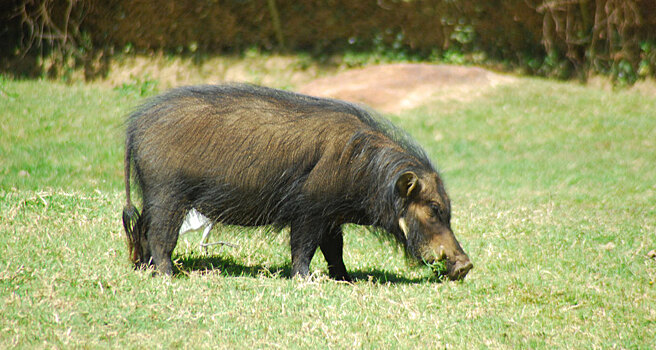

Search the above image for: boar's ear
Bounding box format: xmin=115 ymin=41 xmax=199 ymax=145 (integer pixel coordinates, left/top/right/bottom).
xmin=396 ymin=171 xmax=419 ymax=198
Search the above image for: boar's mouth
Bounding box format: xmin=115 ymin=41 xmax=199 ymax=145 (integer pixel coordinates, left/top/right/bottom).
xmin=419 ymin=246 xmax=473 ymax=281
xmin=423 ymin=257 xmax=473 ymax=281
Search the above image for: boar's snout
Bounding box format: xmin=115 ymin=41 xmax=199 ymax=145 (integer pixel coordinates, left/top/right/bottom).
xmin=421 ymin=232 xmax=473 ymax=281
xmin=448 ymin=257 xmax=473 ymax=281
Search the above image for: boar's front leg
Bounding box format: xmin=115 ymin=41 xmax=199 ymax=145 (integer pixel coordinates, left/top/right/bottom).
xmin=290 ymin=220 xmax=351 ymax=281
xmin=289 ymin=220 xmax=320 ymax=278
xmin=319 ymin=225 xmax=351 ymax=282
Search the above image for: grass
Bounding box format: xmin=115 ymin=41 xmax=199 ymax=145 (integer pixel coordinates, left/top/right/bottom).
xmin=1 ymin=71 xmax=655 ymax=348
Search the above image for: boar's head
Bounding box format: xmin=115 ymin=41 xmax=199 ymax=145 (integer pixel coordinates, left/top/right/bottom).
xmin=395 ymin=171 xmax=472 ymax=281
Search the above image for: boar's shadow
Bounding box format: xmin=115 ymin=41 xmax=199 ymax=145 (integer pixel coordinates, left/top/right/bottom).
xmin=176 ymin=255 xmax=439 ymax=284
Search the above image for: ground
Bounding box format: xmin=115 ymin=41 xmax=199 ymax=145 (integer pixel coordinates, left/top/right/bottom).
xmin=299 ymin=63 xmax=516 ymax=113
xmin=2 ymin=57 xmax=655 ymax=349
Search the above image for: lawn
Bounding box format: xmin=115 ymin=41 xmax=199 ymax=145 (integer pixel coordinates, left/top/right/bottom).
xmin=1 ymin=72 xmax=654 ymax=348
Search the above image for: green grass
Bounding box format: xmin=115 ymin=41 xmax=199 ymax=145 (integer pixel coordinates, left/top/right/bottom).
xmin=1 ymin=74 xmax=655 ymax=348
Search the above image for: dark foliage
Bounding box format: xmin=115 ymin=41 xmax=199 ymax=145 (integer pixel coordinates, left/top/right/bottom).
xmin=2 ymin=1 xmax=655 ymax=82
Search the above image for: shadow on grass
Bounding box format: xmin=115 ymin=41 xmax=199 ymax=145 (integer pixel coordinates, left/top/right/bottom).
xmin=175 ymin=255 xmax=291 ymax=279
xmin=175 ymin=255 xmax=440 ymax=284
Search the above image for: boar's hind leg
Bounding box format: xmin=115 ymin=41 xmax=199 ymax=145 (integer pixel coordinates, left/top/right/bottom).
xmin=145 ymin=192 xmax=185 ymax=276
xmin=320 ymin=225 xmax=351 ymax=282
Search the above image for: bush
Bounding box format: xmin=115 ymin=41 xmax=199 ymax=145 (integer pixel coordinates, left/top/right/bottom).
xmin=2 ymin=0 xmax=655 ymax=82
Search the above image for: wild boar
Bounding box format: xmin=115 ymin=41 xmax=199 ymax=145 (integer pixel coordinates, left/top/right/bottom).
xmin=122 ymin=84 xmax=472 ymax=281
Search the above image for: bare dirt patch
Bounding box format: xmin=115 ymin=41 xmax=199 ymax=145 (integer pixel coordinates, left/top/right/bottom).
xmin=299 ymin=63 xmax=516 ymax=114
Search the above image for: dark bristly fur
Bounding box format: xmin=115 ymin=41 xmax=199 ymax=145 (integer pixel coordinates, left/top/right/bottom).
xmin=122 ymin=83 xmax=472 ymax=281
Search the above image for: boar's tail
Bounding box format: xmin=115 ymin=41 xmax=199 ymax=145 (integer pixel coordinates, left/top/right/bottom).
xmin=122 ymin=135 xmax=143 ymax=265
xmin=122 ymin=204 xmax=142 ymax=265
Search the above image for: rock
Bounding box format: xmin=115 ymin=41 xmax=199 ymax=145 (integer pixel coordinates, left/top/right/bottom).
xmin=648 ymin=249 xmax=656 ymax=259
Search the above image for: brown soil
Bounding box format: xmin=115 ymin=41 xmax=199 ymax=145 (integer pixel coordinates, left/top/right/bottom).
xmin=299 ymin=63 xmax=515 ymax=113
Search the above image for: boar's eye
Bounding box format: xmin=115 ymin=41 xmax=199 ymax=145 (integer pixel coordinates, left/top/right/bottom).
xmin=429 ymin=202 xmax=444 ymax=219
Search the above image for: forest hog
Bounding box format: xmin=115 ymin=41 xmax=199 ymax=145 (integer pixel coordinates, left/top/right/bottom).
xmin=122 ymin=84 xmax=472 ymax=281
